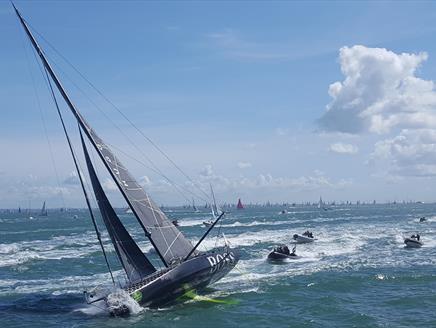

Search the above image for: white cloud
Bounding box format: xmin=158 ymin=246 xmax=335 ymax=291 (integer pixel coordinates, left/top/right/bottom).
xmin=370 ymin=129 xmax=436 ymax=177
xmin=318 ymin=45 xmax=436 ymax=178
xmin=196 ymin=168 xmax=350 ymax=192
xmin=102 ymin=178 xmax=118 ymax=191
xmin=319 ymin=45 xmax=436 ymax=134
xmin=237 ymin=162 xmax=252 ymax=169
xmin=63 ymin=171 xmax=80 ymax=185
xmin=329 ymin=142 xmax=358 ymax=154
xmin=200 ymin=164 xmax=214 ymax=177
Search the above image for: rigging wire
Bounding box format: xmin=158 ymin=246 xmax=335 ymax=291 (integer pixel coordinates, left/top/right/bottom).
xmin=85 ymin=136 xmax=162 ymax=272
xmin=23 ymin=15 xmax=227 ymax=263
xmin=27 ymin=23 xmax=212 ymax=203
xmin=40 ymin=60 xmax=116 ymax=285
xmin=45 ymin=52 xmax=210 ymax=205
xmin=32 ymin=42 xmax=164 ymax=273
xmin=106 ymin=142 xmax=194 ymax=204
xmin=19 ymin=25 xmax=66 ymax=210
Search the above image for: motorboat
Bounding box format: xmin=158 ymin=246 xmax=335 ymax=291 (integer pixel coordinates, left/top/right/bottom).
xmin=404 ymin=234 xmax=423 ymax=248
xmin=292 ymin=231 xmax=315 ymax=244
xmin=267 ymin=245 xmax=300 ymax=261
xmin=203 ymin=220 xmax=213 ymax=228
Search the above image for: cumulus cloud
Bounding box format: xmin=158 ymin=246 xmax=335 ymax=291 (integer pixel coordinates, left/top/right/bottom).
xmin=102 ymin=178 xmax=118 ymax=191
xmin=200 ymin=164 xmax=214 ymax=177
xmin=319 ymin=45 xmax=436 ymax=134
xmin=237 ymin=162 xmax=252 ymax=169
xmin=63 ymin=171 xmax=80 ymax=185
xmin=196 ymin=167 xmax=351 ymax=192
xmin=370 ymin=129 xmax=436 ymax=177
xmin=328 ymin=142 xmax=358 ymax=154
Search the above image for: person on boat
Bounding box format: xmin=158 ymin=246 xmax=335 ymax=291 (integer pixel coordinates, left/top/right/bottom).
xmin=410 ymin=234 xmax=420 ymax=241
xmin=290 ymin=245 xmax=297 ymax=256
xmin=283 ymin=245 xmax=290 ymax=255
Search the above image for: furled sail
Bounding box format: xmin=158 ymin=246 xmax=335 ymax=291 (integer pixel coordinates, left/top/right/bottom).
xmin=81 ymin=133 xmax=156 ymax=282
xmin=13 ymin=6 xmax=196 ymax=266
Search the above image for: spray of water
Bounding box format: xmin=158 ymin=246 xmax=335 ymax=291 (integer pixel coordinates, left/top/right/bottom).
xmin=105 ymin=289 xmax=143 ymax=315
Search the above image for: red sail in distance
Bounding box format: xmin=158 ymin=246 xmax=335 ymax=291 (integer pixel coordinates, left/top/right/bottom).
xmin=237 ymin=198 xmax=244 ymax=209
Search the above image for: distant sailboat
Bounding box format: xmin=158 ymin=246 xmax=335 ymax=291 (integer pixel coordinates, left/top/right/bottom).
xmin=204 ymin=184 xmax=219 ymax=227
xmin=40 ymin=201 xmax=48 ymax=217
xmin=237 ymin=198 xmax=244 ymax=209
xmin=192 ymin=199 xmax=199 ymax=212
xmin=27 ymin=199 xmax=32 ymax=219
xmin=210 ymin=184 xmax=219 ymax=218
xmin=14 ymin=4 xmax=238 ymax=315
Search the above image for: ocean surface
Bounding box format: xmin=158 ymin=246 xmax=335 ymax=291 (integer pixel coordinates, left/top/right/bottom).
xmin=0 ymin=204 xmax=435 ymax=327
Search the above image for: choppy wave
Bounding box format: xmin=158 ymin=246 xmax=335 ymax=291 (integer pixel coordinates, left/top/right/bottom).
xmin=1 ymin=204 xmax=435 ymax=326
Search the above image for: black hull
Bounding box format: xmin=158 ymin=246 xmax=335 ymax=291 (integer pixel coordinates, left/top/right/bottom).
xmin=267 ymin=251 xmax=299 ymax=261
xmin=404 ymin=238 xmax=422 ymax=248
xmin=123 ymin=248 xmax=239 ymax=308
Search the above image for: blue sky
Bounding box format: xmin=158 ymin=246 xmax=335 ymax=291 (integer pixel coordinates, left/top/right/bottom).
xmin=2 ymin=1 xmax=436 ymax=208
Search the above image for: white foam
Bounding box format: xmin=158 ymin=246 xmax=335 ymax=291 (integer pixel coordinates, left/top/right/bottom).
xmin=105 ymin=289 xmax=143 ymax=315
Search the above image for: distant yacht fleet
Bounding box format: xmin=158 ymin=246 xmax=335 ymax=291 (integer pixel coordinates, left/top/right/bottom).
xmin=3 ymin=197 xmax=433 ymax=215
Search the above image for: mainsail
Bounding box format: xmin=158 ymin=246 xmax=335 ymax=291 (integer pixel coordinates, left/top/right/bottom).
xmin=81 ymin=134 xmax=156 ymax=282
xmin=14 ymin=6 xmax=196 ymax=266
xmin=80 ymin=118 xmax=195 ymax=265
xmin=40 ymin=201 xmax=48 ymax=216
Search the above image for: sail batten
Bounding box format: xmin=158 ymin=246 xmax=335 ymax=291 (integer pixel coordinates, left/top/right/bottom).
xmin=81 ymin=133 xmax=156 ymax=282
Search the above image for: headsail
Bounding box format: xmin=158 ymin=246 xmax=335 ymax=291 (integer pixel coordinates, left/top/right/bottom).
xmin=81 ymin=133 xmax=156 ymax=282
xmin=14 ymin=6 xmax=196 ymax=266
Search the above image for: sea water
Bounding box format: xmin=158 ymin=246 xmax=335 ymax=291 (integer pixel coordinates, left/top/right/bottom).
xmin=0 ymin=204 xmax=435 ymax=327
